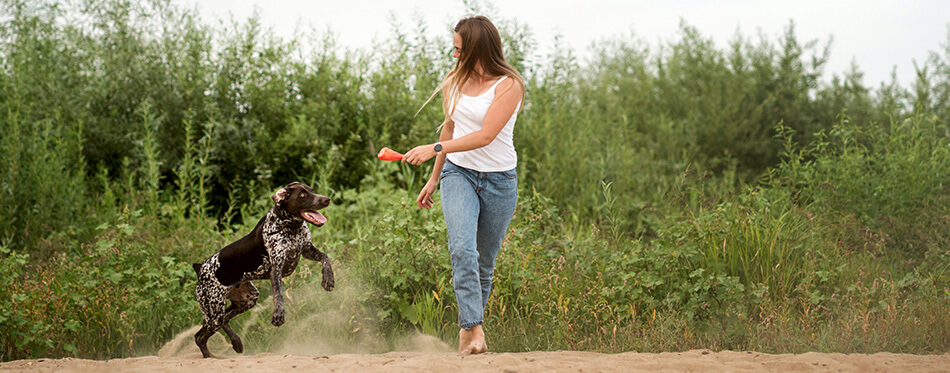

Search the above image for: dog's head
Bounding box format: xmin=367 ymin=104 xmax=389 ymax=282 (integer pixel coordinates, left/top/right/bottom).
xmin=272 ymin=181 xmax=329 ymax=227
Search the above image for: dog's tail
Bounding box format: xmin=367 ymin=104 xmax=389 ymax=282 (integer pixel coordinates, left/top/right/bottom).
xmin=192 ymin=263 xmax=202 ymax=275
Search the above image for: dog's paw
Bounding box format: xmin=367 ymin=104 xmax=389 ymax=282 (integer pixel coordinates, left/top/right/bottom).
xmin=271 ymin=311 xmax=285 ymax=327
xmin=322 ymin=268 xmax=335 ymax=291
xmin=232 ymin=339 xmax=244 ymax=354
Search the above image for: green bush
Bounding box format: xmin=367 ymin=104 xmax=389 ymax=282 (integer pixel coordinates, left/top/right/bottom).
xmin=0 ymin=209 xmax=197 ymax=360
xmin=774 ymin=113 xmax=950 ymax=259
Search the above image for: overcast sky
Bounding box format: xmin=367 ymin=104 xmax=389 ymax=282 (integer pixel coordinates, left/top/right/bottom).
xmin=175 ymin=0 xmax=949 ymax=88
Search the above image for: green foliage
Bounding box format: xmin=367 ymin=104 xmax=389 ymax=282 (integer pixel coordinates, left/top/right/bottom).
xmin=329 ymin=168 xmax=454 ymax=331
xmin=0 ymin=209 xmax=198 ymax=360
xmin=774 ymin=113 xmax=950 ymax=259
xmin=0 ymin=1 xmax=88 ymax=252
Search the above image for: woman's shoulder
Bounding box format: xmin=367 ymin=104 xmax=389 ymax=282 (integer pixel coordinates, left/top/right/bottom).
xmin=494 ymin=75 xmax=523 ymax=96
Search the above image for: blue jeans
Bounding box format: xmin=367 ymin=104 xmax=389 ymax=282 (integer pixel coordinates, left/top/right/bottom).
xmin=440 ymin=160 xmax=518 ymax=329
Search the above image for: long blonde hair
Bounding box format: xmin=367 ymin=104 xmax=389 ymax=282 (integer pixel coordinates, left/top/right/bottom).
xmin=417 ymin=16 xmax=525 ymax=119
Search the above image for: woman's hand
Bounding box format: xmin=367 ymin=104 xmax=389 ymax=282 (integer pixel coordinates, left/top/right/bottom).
xmin=402 ymin=144 xmax=437 ymax=166
xmin=416 ymin=177 xmax=438 ymax=209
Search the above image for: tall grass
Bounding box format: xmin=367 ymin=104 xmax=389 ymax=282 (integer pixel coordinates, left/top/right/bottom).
xmin=1 ymin=0 xmax=950 ymax=361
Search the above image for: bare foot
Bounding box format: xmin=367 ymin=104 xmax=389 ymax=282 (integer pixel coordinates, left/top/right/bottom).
xmin=458 ymin=328 xmax=473 ymax=354
xmin=458 ymin=325 xmax=488 ymax=355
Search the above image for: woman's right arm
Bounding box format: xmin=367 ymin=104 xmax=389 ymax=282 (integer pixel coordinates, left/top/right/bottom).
xmin=416 ymin=118 xmax=454 ymax=209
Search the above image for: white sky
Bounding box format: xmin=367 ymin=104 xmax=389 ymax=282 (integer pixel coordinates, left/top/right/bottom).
xmin=175 ymin=0 xmax=950 ymax=88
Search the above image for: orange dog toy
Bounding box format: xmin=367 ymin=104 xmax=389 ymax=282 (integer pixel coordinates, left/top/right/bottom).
xmin=377 ymin=147 xmax=404 ymax=161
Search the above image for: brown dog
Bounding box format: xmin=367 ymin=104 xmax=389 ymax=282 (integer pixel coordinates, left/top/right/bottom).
xmin=192 ymin=181 xmax=334 ymax=358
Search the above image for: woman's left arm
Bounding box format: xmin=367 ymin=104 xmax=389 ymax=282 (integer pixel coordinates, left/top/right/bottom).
xmin=403 ymin=78 xmax=523 ymax=165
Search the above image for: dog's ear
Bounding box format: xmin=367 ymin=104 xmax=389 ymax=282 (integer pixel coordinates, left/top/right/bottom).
xmin=272 ymin=187 xmax=289 ymax=205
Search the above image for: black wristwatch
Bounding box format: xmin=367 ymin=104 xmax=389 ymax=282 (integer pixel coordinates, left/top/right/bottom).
xmin=433 ymin=143 xmax=443 ymax=155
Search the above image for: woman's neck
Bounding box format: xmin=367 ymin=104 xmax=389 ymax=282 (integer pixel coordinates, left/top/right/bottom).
xmin=471 ymin=63 xmax=490 ymax=82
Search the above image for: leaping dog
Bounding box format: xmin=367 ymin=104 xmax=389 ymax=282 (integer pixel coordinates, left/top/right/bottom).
xmin=192 ymin=181 xmax=335 ymax=358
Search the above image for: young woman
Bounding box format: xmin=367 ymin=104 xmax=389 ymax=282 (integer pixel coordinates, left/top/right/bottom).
xmin=401 ymin=15 xmax=524 ymax=355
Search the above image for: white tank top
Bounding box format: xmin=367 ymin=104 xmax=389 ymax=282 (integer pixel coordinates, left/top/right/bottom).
xmin=446 ymin=76 xmax=522 ymax=172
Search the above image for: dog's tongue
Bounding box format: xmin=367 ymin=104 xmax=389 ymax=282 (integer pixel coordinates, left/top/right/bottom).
xmin=301 ymin=211 xmax=327 ymax=226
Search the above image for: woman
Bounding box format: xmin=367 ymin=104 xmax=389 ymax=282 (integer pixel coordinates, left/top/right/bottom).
xmin=401 ymin=15 xmax=524 ymax=355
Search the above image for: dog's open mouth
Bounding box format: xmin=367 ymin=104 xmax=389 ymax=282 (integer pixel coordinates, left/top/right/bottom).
xmin=301 ymin=210 xmax=327 ymax=226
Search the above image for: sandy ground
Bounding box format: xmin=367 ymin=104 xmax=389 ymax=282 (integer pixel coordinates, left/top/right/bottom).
xmin=3 ymin=328 xmax=948 ymax=372
xmin=4 ymin=349 xmax=950 ymax=372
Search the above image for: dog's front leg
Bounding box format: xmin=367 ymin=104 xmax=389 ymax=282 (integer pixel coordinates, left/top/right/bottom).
xmin=269 ymin=259 xmax=286 ymax=327
xmin=303 ymin=242 xmax=334 ymax=291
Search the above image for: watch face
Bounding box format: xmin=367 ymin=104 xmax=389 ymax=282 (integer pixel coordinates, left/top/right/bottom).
xmin=434 ymin=144 xmax=443 ymax=152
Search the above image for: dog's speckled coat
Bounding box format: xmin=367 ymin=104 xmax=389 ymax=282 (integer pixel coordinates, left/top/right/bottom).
xmin=192 ymin=182 xmax=334 ymax=358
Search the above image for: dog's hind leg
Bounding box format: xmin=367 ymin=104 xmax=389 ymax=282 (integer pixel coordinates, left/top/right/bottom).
xmin=195 ymin=296 xmax=226 ymax=358
xmin=221 ymin=281 xmax=259 ymax=353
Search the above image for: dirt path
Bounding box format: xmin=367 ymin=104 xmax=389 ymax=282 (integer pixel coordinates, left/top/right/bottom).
xmin=3 ymin=350 xmax=950 ymax=372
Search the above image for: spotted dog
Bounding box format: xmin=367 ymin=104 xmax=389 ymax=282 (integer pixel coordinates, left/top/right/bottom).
xmin=192 ymin=181 xmax=335 ymax=358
